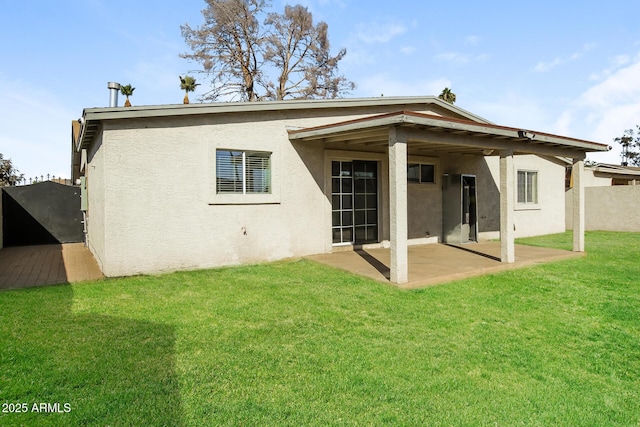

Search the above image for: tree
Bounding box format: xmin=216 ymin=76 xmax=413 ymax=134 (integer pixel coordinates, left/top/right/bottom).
xmin=0 ymin=153 xmax=24 ymax=187
xmin=120 ymin=84 xmax=135 ymax=107
xmin=181 ymin=0 xmax=266 ymax=101
xmin=262 ymin=5 xmax=354 ymax=100
xmin=179 ymin=75 xmax=200 ymax=104
xmin=438 ymin=87 xmax=456 ymax=104
xmin=180 ymin=0 xmax=354 ymax=101
xmin=613 ymin=126 xmax=640 ymax=166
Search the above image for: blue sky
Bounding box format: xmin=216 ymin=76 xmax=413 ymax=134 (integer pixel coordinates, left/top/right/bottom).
xmin=1 ymin=0 xmax=639 ymax=180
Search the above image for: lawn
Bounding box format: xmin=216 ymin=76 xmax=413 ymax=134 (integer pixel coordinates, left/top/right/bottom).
xmin=1 ymin=231 xmax=639 ymax=426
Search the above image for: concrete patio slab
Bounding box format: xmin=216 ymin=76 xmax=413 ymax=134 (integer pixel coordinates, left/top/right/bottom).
xmin=307 ymin=242 xmax=584 ymax=289
xmin=0 ymin=243 xmax=103 ymax=290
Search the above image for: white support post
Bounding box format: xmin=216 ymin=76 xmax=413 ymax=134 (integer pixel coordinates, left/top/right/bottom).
xmin=500 ymin=149 xmax=515 ymax=263
xmin=572 ymin=157 xmax=585 ymax=252
xmin=388 ymin=127 xmax=408 ymax=284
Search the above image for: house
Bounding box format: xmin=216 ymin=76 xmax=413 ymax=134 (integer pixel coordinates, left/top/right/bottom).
xmin=72 ymin=96 xmax=609 ymax=284
xmin=582 ymin=163 xmax=640 ymax=187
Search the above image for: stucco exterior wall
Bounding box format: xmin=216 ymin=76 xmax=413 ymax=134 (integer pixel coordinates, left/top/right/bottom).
xmin=407 ymin=155 xmax=442 ymax=240
xmin=90 ymin=105 xmax=448 ymax=277
xmin=483 ymin=155 xmax=566 ymax=238
xmin=582 ymin=169 xmax=612 ymax=187
xmin=566 ymin=185 xmax=640 ymax=232
xmin=513 ymin=155 xmax=566 ymax=238
xmin=442 ymin=154 xmax=501 ymax=238
xmin=85 ymin=102 xmax=571 ymax=277
xmin=85 ymin=132 xmax=106 ymax=271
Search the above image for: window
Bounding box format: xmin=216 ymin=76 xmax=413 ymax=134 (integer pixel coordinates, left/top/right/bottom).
xmin=517 ymin=170 xmax=538 ymax=204
xmin=216 ymin=150 xmax=271 ymax=194
xmin=407 ymin=163 xmax=435 ymax=183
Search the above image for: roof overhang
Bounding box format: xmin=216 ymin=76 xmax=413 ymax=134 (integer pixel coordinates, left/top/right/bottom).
xmin=75 ymin=96 xmax=489 ymax=152
xmin=288 ymin=111 xmax=610 ymax=158
xmin=592 ymin=163 xmax=640 ymax=178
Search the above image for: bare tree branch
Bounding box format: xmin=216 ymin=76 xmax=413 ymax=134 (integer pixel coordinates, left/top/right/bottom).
xmin=181 ymin=1 xmax=354 ymax=101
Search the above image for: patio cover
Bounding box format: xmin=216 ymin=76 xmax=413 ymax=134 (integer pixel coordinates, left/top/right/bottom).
xmin=288 ymin=110 xmax=610 ymax=284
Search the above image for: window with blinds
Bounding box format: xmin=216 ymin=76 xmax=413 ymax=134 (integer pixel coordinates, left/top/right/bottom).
xmin=517 ymin=170 xmax=538 ymax=204
xmin=216 ymin=150 xmax=271 ymax=194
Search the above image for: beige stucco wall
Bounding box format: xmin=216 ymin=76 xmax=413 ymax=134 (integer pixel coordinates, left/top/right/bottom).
xmin=583 ymin=168 xmax=612 ymax=187
xmin=482 ymin=155 xmax=566 ymax=238
xmin=442 ymin=154 xmax=501 ymax=238
xmin=513 ymin=155 xmax=566 ymax=238
xmin=406 ymin=155 xmax=441 ymax=240
xmin=86 ymin=103 xmax=570 ymax=277
xmin=566 ymin=185 xmax=640 ymax=232
xmin=89 ymin=105 xmax=448 ymax=277
xmin=85 ymin=132 xmax=106 ymax=271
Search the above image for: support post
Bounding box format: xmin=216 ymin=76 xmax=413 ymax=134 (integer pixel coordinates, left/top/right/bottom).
xmin=500 ymin=149 xmax=515 ymax=263
xmin=572 ymin=157 xmax=585 ymax=252
xmin=388 ymin=127 xmax=408 ymax=284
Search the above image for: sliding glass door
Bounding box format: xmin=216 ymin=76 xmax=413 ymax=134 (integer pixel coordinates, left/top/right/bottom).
xmin=331 ymin=160 xmax=378 ymax=245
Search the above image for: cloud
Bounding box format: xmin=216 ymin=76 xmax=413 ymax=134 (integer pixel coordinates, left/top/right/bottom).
xmin=468 ymin=93 xmax=550 ymax=131
xmin=355 ymin=21 xmax=407 ymax=44
xmin=0 ymin=74 xmax=76 ymax=179
xmin=465 ymin=35 xmax=480 ymax=46
xmin=589 ymin=54 xmax=632 ymax=81
xmin=434 ymin=52 xmax=488 ymax=65
xmin=534 ymin=57 xmax=563 ymax=72
xmin=355 ymin=74 xmax=451 ymax=98
xmin=534 ymin=42 xmax=596 ymax=72
xmin=400 ymin=46 xmax=416 ymax=55
xmin=553 ymin=52 xmax=640 ymax=163
xmin=343 ymin=20 xmax=410 ymax=67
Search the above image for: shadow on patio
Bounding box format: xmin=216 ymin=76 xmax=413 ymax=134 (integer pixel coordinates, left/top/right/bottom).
xmin=307 ymin=241 xmax=583 ymax=289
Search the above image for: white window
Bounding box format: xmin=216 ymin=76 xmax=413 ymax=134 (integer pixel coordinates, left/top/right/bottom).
xmin=517 ymin=170 xmax=538 ymax=204
xmin=407 ymin=163 xmax=435 ymax=183
xmin=216 ymin=150 xmax=271 ymax=194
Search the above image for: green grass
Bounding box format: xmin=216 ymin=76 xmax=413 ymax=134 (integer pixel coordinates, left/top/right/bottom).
xmin=1 ymin=231 xmax=639 ymax=426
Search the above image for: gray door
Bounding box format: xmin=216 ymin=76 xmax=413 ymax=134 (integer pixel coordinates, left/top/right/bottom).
xmin=442 ymin=174 xmax=478 ymax=244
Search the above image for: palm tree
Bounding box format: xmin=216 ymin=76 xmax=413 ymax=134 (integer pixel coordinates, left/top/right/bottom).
xmin=438 ymin=87 xmax=456 ymax=104
xmin=120 ymin=84 xmax=135 ymax=107
xmin=179 ymin=75 xmax=200 ymax=104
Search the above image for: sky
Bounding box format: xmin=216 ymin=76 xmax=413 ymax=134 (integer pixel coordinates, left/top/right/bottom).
xmin=1 ymin=0 xmax=640 ymax=180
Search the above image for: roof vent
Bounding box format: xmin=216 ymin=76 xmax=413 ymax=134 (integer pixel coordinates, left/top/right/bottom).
xmin=107 ymin=82 xmax=121 ymax=107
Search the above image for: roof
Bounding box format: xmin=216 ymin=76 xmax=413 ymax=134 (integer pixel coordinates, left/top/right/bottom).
xmin=288 ymin=110 xmax=610 ymax=157
xmin=75 ymin=96 xmax=488 ymax=151
xmin=591 ymin=163 xmax=640 ymax=177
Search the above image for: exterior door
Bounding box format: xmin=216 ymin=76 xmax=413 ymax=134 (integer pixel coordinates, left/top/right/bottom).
xmin=331 ymin=160 xmax=378 ymax=245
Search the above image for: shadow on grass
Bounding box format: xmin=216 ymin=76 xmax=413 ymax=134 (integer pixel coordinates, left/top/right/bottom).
xmin=0 ymin=284 xmax=182 ymax=426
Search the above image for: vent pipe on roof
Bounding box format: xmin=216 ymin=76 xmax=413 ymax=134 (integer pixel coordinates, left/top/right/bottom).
xmin=107 ymin=82 xmax=121 ymax=107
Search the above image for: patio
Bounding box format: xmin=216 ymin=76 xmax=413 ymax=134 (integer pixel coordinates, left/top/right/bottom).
xmin=0 ymin=243 xmax=103 ymax=290
xmin=307 ymin=241 xmax=584 ymax=289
